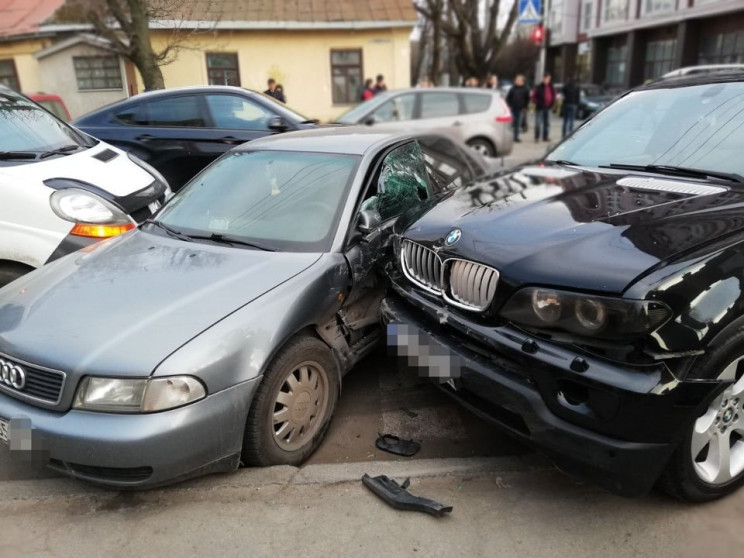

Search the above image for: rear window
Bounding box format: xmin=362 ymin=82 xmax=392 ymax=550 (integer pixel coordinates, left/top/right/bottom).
xmin=420 ymin=92 xmax=459 ymax=118
xmin=462 ymin=93 xmax=492 ymax=114
xmin=115 ymin=95 xmax=206 ymax=127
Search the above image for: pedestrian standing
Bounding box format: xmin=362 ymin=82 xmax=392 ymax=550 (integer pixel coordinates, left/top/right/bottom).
xmin=373 ymin=74 xmax=387 ymax=95
xmin=561 ymin=77 xmax=581 ymax=138
xmin=484 ymin=74 xmax=499 ymax=90
xmin=506 ymin=74 xmax=530 ymax=143
xmin=264 ymin=78 xmax=286 ymax=103
xmin=531 ymin=73 xmax=556 ymax=142
xmin=361 ymin=79 xmax=375 ymax=101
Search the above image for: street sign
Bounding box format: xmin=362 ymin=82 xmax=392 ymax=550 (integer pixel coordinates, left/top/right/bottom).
xmin=518 ymin=0 xmax=542 ymax=24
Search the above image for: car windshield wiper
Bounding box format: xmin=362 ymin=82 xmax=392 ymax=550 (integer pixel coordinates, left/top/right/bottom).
xmin=39 ymin=144 xmax=82 ymax=159
xmin=186 ymin=233 xmax=277 ymax=252
xmin=143 ymin=219 xmax=193 ymax=242
xmin=601 ymin=163 xmax=744 ymax=184
xmin=0 ymin=151 xmax=39 ymax=160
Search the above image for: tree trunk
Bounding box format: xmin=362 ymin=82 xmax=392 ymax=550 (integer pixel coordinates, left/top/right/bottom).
xmin=124 ymin=0 xmax=165 ymax=90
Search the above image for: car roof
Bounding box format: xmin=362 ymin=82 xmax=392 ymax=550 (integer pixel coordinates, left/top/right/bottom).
xmin=123 ymin=85 xmax=264 ymax=102
xmin=377 ymin=87 xmax=498 ymax=97
xmin=662 ymin=64 xmax=744 ymax=78
xmin=236 ymin=126 xmax=426 ymax=156
xmin=645 ymin=71 xmax=744 ymax=89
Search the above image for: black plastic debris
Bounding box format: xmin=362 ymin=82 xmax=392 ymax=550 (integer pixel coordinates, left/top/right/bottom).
xmin=362 ymin=474 xmax=453 ymax=517
xmin=375 ymin=433 xmax=421 ymax=457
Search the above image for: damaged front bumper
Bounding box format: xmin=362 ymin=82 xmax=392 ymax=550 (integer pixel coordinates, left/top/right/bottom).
xmin=381 ymin=281 xmax=721 ymax=497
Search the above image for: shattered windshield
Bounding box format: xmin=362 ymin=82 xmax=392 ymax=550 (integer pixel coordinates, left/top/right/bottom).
xmin=547 ymin=81 xmax=744 ymax=176
xmin=155 ymin=150 xmax=360 ymax=252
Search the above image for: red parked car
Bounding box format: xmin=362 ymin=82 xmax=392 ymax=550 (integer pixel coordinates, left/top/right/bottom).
xmin=24 ymin=92 xmax=71 ymax=121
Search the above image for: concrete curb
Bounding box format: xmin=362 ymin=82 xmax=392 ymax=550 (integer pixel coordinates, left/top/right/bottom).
xmin=0 ymin=454 xmax=553 ymax=503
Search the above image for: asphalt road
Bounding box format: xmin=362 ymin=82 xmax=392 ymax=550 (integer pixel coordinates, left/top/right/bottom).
xmin=0 ymin=347 xmax=529 ymax=483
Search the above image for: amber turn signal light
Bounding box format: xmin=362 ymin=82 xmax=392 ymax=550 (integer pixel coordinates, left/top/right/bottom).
xmin=70 ymin=223 xmax=136 ymax=238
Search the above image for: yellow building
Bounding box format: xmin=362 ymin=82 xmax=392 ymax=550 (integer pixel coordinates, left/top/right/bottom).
xmin=0 ymin=0 xmax=417 ymax=121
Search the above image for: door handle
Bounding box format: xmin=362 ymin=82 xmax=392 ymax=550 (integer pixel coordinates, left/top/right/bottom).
xmin=453 ymin=121 xmax=462 ymax=126
xmin=136 ymin=134 xmax=155 ymax=141
xmin=220 ymin=136 xmax=239 ymax=145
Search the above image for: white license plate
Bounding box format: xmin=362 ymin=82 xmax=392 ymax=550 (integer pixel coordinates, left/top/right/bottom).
xmin=0 ymin=418 xmax=8 ymax=444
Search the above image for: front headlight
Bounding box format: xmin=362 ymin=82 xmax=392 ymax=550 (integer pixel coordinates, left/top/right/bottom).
xmin=47 ymin=184 xmax=136 ymax=238
xmin=73 ymin=376 xmax=206 ymax=413
xmin=500 ymin=287 xmax=671 ymax=340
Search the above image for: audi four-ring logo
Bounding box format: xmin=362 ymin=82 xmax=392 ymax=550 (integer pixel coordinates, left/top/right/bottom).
xmin=0 ymin=358 xmax=26 ymax=390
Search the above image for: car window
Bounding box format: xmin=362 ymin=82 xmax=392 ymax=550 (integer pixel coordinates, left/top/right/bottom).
xmin=548 ymin=82 xmax=744 ymax=176
xmin=419 ymin=135 xmax=475 ymax=192
xmin=462 ymin=93 xmax=492 ymax=114
xmin=36 ymin=100 xmax=68 ymax=121
xmin=360 ymin=141 xmax=430 ymax=222
xmin=205 ymin=95 xmax=274 ymax=130
xmin=128 ymin=95 xmax=206 ymax=127
xmin=156 ymin=150 xmax=359 ymax=252
xmin=371 ymin=94 xmax=415 ymax=122
xmin=0 ymin=94 xmax=86 ymax=153
xmin=420 ymin=92 xmax=460 ymax=119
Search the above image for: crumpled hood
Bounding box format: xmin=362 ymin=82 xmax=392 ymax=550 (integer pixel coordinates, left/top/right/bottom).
xmin=0 ymin=231 xmax=321 ymax=375
xmin=0 ymin=143 xmax=154 ymax=196
xmin=401 ymin=164 xmax=744 ymax=293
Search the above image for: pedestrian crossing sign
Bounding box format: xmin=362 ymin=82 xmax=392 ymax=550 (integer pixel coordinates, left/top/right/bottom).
xmin=518 ymin=0 xmax=542 ymax=24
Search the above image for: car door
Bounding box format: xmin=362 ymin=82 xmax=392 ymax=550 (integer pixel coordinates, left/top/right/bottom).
xmin=364 ymin=93 xmax=417 ymax=128
xmin=111 ymin=94 xmax=211 ymax=190
xmin=345 ymin=140 xmax=434 ymax=285
xmin=202 ymin=93 xmax=284 ymax=151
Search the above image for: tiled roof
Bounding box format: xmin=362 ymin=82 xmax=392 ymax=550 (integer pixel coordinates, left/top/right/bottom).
xmin=0 ymin=0 xmax=66 ymax=38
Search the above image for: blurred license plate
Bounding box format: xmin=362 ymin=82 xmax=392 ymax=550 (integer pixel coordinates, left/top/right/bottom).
xmin=0 ymin=418 xmax=8 ymax=444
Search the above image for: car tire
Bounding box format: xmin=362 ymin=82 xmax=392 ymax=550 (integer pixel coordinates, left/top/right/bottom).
xmin=0 ymin=262 xmax=33 ymax=289
xmin=241 ymin=335 xmax=339 ymax=467
xmin=467 ymin=138 xmax=495 ymax=158
xmin=660 ymin=329 xmax=744 ymax=502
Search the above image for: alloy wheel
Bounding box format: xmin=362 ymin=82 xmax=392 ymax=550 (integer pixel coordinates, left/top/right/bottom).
xmin=271 ymin=360 xmax=329 ymax=452
xmin=690 ymin=356 xmax=744 ymax=485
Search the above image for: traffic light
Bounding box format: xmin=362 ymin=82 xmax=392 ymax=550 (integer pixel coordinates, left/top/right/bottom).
xmin=531 ymin=24 xmax=545 ymax=45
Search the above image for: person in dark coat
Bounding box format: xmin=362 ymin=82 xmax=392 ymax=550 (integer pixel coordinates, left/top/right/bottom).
xmin=505 ymin=74 xmax=530 ymax=142
xmin=561 ymin=77 xmax=581 ymax=138
xmin=373 ymin=74 xmax=387 ymax=95
xmin=531 ymin=73 xmax=556 ymax=142
xmin=264 ymin=78 xmax=285 ymax=103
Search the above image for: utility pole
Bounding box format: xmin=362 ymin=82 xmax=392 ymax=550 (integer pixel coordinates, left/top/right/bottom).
xmin=534 ymin=0 xmax=551 ymax=81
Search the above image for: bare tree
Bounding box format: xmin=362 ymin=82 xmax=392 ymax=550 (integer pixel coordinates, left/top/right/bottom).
xmin=52 ymin=0 xmax=221 ymax=90
xmin=417 ymin=0 xmax=519 ymax=84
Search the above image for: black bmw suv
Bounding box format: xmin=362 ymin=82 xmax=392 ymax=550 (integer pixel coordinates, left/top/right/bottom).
xmin=383 ymin=73 xmax=744 ymax=501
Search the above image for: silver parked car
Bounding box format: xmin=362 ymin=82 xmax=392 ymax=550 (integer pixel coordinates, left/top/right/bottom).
xmin=335 ymin=87 xmax=514 ymax=158
xmin=0 ymin=128 xmax=489 ymax=488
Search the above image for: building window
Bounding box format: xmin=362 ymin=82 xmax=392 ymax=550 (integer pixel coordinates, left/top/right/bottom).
xmin=699 ymin=31 xmax=744 ymax=64
xmin=603 ymin=0 xmax=628 ymax=23
xmin=549 ymin=1 xmax=564 ymax=38
xmin=644 ymin=0 xmax=675 ymax=14
xmin=645 ymin=39 xmax=677 ymax=80
xmin=331 ymin=49 xmax=363 ymax=104
xmin=0 ymin=59 xmax=20 ymax=91
xmin=606 ymin=45 xmax=628 ymax=86
xmin=73 ymin=56 xmax=122 ymax=90
xmin=206 ymin=53 xmax=240 ymax=86
xmin=580 ymin=2 xmax=594 ymax=33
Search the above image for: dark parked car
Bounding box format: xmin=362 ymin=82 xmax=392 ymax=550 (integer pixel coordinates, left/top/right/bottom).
xmin=577 ymin=84 xmax=615 ymax=119
xmin=0 ymin=128 xmax=488 ymax=488
xmin=73 ymin=86 xmax=321 ymax=190
xmin=383 ymin=73 xmax=744 ymax=501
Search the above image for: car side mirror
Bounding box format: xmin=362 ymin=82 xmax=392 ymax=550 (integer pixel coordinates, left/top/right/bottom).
xmin=268 ymin=115 xmax=289 ymax=131
xmin=357 ymin=209 xmax=382 ymax=234
xmin=364 ymin=115 xmax=378 ymax=126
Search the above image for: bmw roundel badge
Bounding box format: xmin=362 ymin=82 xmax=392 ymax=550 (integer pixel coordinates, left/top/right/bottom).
xmin=445 ymin=229 xmax=462 ymax=246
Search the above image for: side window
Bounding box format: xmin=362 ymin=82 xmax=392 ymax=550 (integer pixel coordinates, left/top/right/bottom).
xmin=420 ymin=92 xmax=459 ymax=119
xmin=462 ymin=93 xmax=492 ymax=114
xmin=371 ymin=94 xmax=415 ymax=122
xmin=205 ymin=95 xmax=273 ymax=130
xmin=419 ymin=136 xmax=475 ymax=192
xmin=142 ymin=96 xmax=206 ymax=127
xmin=361 ymin=142 xmax=430 ymax=222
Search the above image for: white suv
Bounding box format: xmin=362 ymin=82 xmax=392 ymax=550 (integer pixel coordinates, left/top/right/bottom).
xmin=0 ymin=86 xmax=170 ymax=287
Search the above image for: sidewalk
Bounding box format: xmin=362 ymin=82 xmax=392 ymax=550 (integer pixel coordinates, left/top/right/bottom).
xmin=1 ymin=456 xmax=742 ymax=557
xmin=491 ymin=112 xmax=565 ymax=169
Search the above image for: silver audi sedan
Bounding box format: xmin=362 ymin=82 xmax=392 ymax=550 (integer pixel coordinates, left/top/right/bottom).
xmin=0 ymin=127 xmax=487 ymax=488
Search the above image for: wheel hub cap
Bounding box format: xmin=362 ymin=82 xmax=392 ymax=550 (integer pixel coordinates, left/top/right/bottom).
xmin=690 ymin=357 xmax=744 ymax=486
xmin=271 ymin=362 xmax=328 ymax=452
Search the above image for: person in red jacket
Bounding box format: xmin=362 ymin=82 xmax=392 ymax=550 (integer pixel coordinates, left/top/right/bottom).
xmin=361 ymin=79 xmax=375 ymax=101
xmin=531 ymin=73 xmax=556 ymax=142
